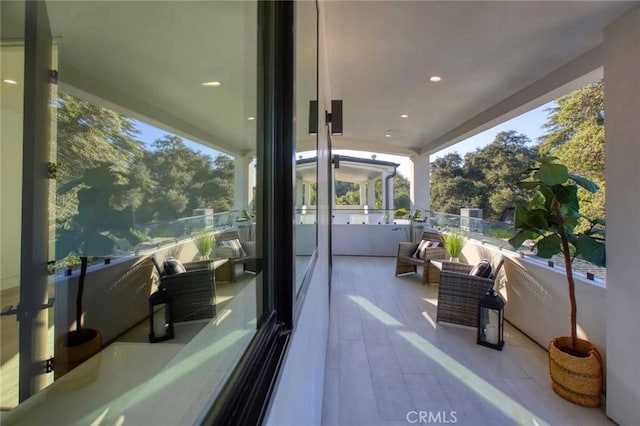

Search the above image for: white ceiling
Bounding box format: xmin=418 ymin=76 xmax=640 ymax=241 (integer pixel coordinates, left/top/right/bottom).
xmin=323 ymin=1 xmax=638 ymax=156
xmin=46 ymin=1 xmax=259 ymax=156
xmin=42 ymin=1 xmax=638 ymax=158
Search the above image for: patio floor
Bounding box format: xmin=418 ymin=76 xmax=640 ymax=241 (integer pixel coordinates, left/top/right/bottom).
xmin=322 ymin=256 xmax=612 ymax=426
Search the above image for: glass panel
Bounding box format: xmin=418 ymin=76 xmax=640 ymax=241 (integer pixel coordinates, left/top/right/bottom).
xmin=294 ymin=0 xmax=318 ymax=293
xmin=2 ymin=0 xmax=58 ymax=408
xmin=1 ymin=29 xmax=26 ymax=413
xmin=4 ymin=1 xmax=261 ymax=422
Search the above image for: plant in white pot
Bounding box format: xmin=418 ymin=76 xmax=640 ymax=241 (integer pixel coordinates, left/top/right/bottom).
xmin=192 ymin=229 xmax=216 ymax=260
xmin=509 ymin=157 xmax=606 ymax=407
xmin=442 ymin=231 xmax=464 ymax=262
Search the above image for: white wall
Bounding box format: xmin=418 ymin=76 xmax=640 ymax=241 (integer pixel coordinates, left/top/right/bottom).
xmin=461 ymin=241 xmax=606 ymax=359
xmin=332 ymin=224 xmax=412 ymax=256
xmin=54 ymin=239 xmax=201 ymax=345
xmin=603 ymin=7 xmax=640 ymax=425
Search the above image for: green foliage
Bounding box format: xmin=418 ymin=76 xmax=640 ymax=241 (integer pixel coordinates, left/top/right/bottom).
xmin=442 ymin=231 xmax=464 ymax=258
xmin=394 ymin=193 xmax=411 ymax=210
xmin=489 ymin=227 xmax=513 ymax=239
xmin=192 ymin=229 xmax=215 ymax=258
xmin=430 ymin=153 xmax=478 ymax=215
xmin=334 ymin=172 xmax=409 ymax=209
xmin=509 ymin=157 xmax=606 ymax=350
xmin=539 ymin=81 xmax=605 ymax=231
xmin=508 ymin=157 xmax=606 ymax=267
xmin=395 ymin=208 xmax=409 ymax=218
xmin=136 ymin=136 xmax=234 ymax=222
xmin=56 ymin=92 xmax=148 ymax=228
xmin=57 ymin=164 xmax=143 ymax=259
xmin=430 ymin=132 xmax=538 ymax=220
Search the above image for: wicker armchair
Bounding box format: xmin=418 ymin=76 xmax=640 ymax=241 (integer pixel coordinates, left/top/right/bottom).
xmin=395 ymin=231 xmax=447 ymax=284
xmin=213 ymin=231 xmax=256 ymax=282
xmin=436 ymin=257 xmax=505 ymax=327
xmin=159 ymin=260 xmax=217 ymax=322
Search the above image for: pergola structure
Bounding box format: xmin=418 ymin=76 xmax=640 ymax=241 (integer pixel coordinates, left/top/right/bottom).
xmin=296 ymin=155 xmax=399 ymax=210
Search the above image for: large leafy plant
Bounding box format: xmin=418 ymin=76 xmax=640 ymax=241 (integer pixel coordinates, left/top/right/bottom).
xmin=57 ymin=164 xmax=142 ymax=335
xmin=509 ymin=157 xmax=605 ymax=353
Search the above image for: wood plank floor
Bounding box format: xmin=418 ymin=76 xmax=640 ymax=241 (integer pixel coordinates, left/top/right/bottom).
xmin=322 ymin=256 xmax=612 ymax=426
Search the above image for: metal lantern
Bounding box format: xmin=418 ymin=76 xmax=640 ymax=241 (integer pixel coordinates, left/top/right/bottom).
xmin=149 ymin=287 xmax=174 ymax=343
xmin=477 ymin=288 xmax=505 ymax=350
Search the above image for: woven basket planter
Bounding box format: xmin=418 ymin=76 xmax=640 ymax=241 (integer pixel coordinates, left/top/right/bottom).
xmin=549 ymin=336 xmax=603 ymax=407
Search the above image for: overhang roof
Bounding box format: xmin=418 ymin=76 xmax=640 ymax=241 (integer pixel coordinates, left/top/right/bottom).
xmin=296 ymin=155 xmax=398 ymax=183
xmin=323 ymin=1 xmax=638 ymax=156
xmin=43 ymin=1 xmax=638 ymax=158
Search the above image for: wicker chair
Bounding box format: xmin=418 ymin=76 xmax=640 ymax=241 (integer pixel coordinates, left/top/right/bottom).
xmin=395 ymin=231 xmax=448 ymax=284
xmin=436 ymin=256 xmax=505 ymax=327
xmin=158 ymin=260 xmax=217 ymax=322
xmin=213 ymin=231 xmax=256 ymax=282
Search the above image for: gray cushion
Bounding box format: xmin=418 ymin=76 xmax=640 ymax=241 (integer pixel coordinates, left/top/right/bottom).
xmin=469 ymin=260 xmax=492 ymax=278
xmin=219 ymin=239 xmax=247 ymax=258
xmin=164 ymin=258 xmax=186 ymax=275
xmin=412 ymin=240 xmax=430 ymax=259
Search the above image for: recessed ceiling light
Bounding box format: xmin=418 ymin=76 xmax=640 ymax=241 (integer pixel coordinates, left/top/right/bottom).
xmin=2 ymin=79 xmax=18 ymax=85
xmin=247 ymin=116 xmax=255 ymax=121
xmin=201 ymin=81 xmax=221 ymax=87
xmin=429 ymin=75 xmax=442 ymax=82
xmin=400 ymin=114 xmax=409 ymax=118
xmin=385 ymin=133 xmax=392 ymax=138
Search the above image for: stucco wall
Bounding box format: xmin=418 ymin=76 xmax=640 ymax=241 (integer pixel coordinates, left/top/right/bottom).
xmin=603 ymin=6 xmax=640 ymax=424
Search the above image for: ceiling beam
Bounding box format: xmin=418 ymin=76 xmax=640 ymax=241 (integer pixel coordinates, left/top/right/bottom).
xmin=330 ymin=137 xmax=420 ymax=157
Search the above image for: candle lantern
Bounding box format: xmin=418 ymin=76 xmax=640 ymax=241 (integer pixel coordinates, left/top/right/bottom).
xmin=149 ymin=287 xmax=174 ymax=343
xmin=477 ymin=288 xmax=505 ymax=350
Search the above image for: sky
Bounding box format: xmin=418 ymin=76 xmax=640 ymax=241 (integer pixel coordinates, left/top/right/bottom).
xmin=335 ymin=100 xmax=556 ymax=178
xmin=134 ymin=101 xmax=556 ymax=177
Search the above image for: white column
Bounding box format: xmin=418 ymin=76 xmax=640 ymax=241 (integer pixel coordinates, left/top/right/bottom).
xmin=368 ymin=179 xmax=375 ymax=209
xmin=604 ymin=8 xmax=640 ymax=425
xmin=305 ymin=181 xmax=312 ymax=206
xmin=234 ymin=154 xmax=252 ymax=210
xmin=381 ymin=172 xmax=387 ymax=211
xmin=331 ymin=164 xmax=336 ymax=210
xmin=248 ymin=157 xmax=255 ymax=206
xmin=386 ymin=169 xmax=395 ymax=210
xmin=296 ymin=179 xmax=303 ymax=208
xmin=410 ymin=152 xmax=430 ymax=211
xmin=359 ymin=182 xmax=367 ymax=207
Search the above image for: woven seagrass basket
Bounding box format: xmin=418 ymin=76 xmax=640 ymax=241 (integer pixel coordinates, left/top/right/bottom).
xmin=549 ymin=336 xmax=603 ymax=407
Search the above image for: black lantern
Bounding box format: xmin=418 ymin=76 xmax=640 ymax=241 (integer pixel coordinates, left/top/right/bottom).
xmin=477 ymin=288 xmax=505 ymax=350
xmin=149 ymin=287 xmax=174 ymax=343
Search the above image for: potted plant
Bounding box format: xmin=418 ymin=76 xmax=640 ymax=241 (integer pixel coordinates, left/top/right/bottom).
xmin=442 ymin=231 xmax=464 ymax=262
xmin=56 ymin=164 xmax=142 ymax=377
xmin=509 ymin=157 xmax=606 ymax=407
xmin=192 ymin=229 xmax=216 ymax=260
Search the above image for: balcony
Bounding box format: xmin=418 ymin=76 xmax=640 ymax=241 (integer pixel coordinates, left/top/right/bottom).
xmin=322 ymin=256 xmax=611 ymax=425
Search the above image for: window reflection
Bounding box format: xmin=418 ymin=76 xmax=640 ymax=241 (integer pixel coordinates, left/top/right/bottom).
xmin=2 ymin=1 xmax=262 ymax=422
xmin=294 ymin=1 xmax=318 ymax=293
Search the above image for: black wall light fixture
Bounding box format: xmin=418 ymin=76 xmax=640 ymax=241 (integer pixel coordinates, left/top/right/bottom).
xmin=308 ymin=99 xmax=343 ymax=135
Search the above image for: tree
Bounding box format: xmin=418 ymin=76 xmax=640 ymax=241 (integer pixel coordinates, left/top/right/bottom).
xmin=430 ymin=153 xmax=480 ymax=215
xmin=137 ymin=136 xmax=235 ymax=222
xmin=464 ymin=131 xmax=538 ymax=220
xmin=429 ymin=132 xmax=538 ymax=220
xmin=539 ymin=81 xmax=605 ymax=227
xmin=56 ymin=92 xmax=147 ymax=227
